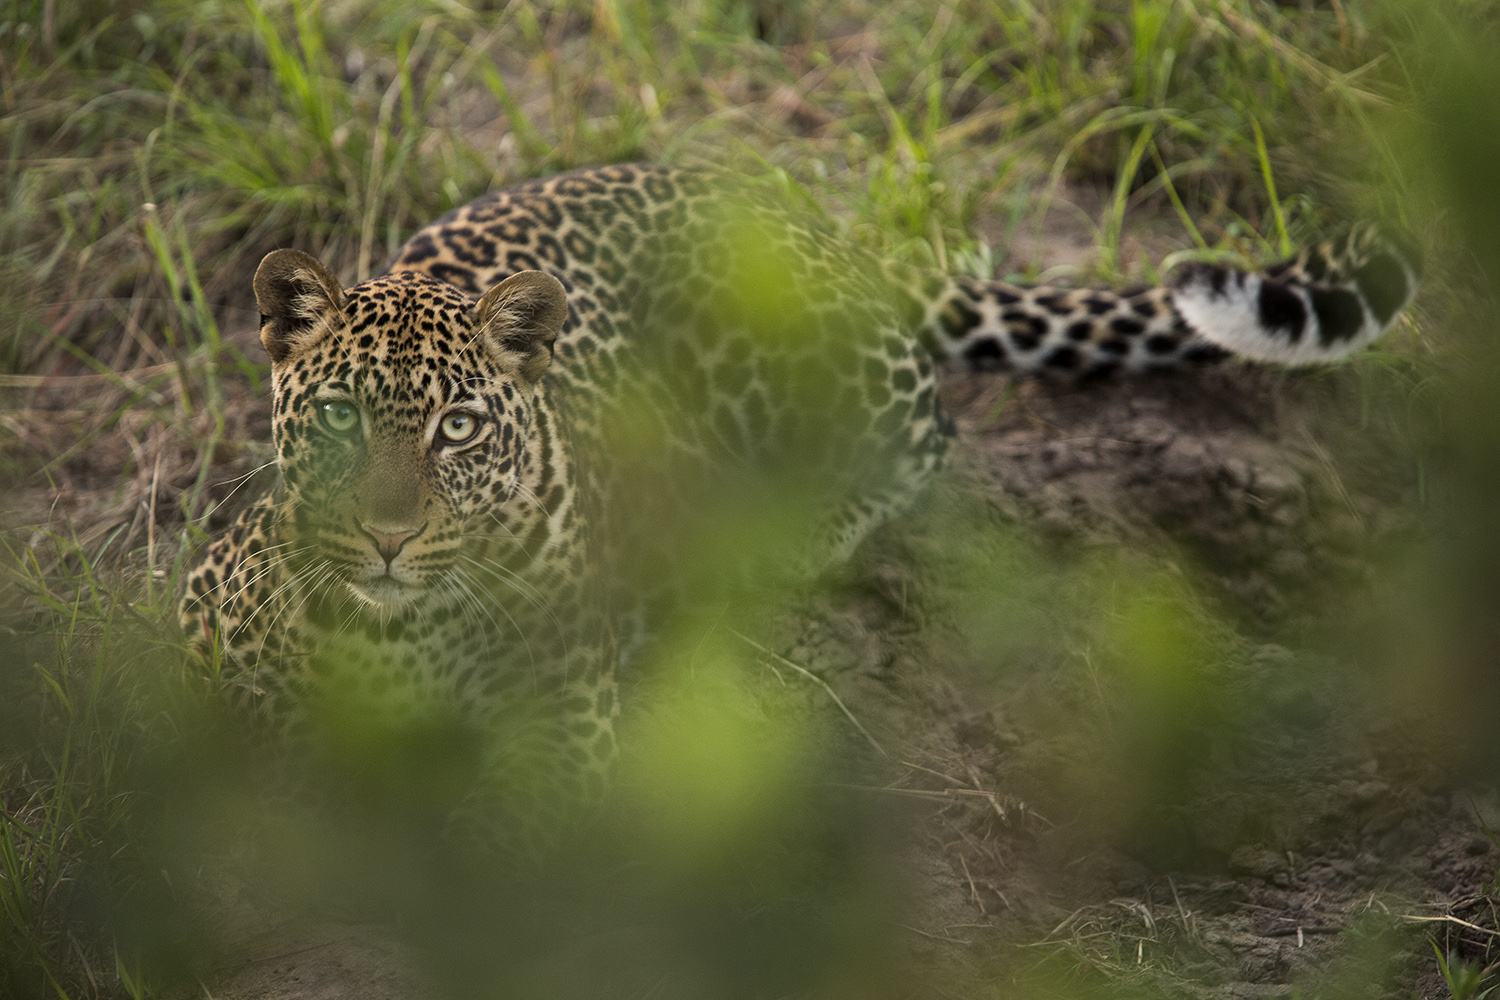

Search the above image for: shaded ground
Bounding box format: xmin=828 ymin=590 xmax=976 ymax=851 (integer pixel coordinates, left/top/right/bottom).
xmin=201 ymin=924 xmax=420 ymax=1000
xmin=806 ymin=368 xmax=1498 ymax=998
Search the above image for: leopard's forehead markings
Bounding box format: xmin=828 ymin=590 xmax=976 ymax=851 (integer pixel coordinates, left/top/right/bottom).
xmin=330 ymin=271 xmax=490 ymax=405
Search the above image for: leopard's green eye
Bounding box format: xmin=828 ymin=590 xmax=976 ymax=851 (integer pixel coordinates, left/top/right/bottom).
xmin=438 ymin=412 xmax=481 ymax=444
xmin=319 ymin=401 xmax=360 ymax=435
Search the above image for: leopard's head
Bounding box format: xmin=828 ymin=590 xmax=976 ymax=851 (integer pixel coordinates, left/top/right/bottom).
xmin=254 ymin=250 xmax=567 ymax=609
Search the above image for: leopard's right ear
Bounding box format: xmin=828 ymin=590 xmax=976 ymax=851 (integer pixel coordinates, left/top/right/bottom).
xmin=473 ymin=270 xmax=568 ymax=384
xmin=254 ymin=250 xmax=346 ymax=363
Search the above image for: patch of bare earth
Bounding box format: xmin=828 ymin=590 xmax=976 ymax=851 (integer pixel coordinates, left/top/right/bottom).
xmin=797 ymin=366 xmax=1499 ymax=998
xmin=197 ymin=923 xmax=421 ymax=1000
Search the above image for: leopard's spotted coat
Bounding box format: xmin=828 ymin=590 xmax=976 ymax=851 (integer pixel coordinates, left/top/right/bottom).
xmin=181 ymin=163 xmax=1416 ymax=826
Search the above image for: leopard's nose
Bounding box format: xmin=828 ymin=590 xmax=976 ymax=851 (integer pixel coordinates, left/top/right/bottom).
xmin=359 ymin=522 xmax=425 ymax=566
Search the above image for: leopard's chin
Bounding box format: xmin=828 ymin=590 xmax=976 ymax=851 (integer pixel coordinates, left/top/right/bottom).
xmin=346 ymin=575 xmax=423 ymax=610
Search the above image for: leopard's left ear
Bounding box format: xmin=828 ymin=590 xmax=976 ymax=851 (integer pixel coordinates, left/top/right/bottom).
xmin=473 ymin=270 xmax=568 ymax=384
xmin=254 ymin=250 xmax=346 ymax=363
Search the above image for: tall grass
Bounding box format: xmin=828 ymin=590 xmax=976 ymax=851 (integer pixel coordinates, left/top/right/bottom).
xmin=1 ymin=0 xmax=1493 ymax=997
xmin=1 ymin=0 xmax=1409 ymax=379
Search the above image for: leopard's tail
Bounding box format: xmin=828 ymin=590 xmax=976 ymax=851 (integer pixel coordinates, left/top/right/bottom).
xmin=919 ymin=226 xmax=1418 ymax=375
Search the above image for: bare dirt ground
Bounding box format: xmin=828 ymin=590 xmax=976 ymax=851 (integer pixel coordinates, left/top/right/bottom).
xmin=812 ymin=369 xmax=1499 ymax=999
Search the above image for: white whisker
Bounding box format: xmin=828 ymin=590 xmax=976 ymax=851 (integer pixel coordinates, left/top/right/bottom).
xmin=458 ymin=554 xmax=567 ymax=653
xmin=452 ymin=563 xmax=538 ymax=687
xmin=217 ymin=541 xmax=315 ymax=609
xmin=209 ymin=459 xmax=280 ymax=511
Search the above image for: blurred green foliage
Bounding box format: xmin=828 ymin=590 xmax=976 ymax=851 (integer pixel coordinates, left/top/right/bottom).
xmin=3 ymin=0 xmax=1500 ymax=998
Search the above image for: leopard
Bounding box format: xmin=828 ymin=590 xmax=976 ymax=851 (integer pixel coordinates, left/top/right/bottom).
xmin=180 ymin=162 xmax=1416 ymax=842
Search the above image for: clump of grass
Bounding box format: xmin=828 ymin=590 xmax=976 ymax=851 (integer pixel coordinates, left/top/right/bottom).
xmin=0 ymin=0 xmax=1418 ymax=397
xmin=0 ymin=528 xmax=186 ymax=999
xmin=1431 ymin=941 xmax=1497 ymax=1000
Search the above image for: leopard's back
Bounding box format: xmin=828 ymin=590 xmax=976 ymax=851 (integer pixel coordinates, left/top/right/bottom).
xmin=389 ymin=164 xmax=955 ymax=588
